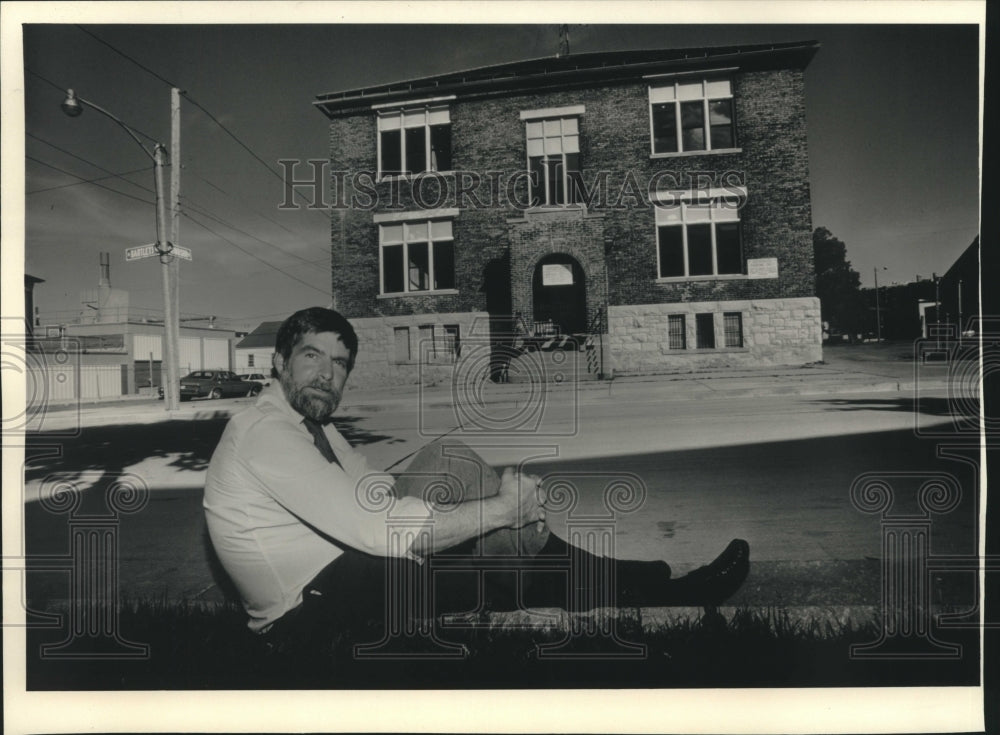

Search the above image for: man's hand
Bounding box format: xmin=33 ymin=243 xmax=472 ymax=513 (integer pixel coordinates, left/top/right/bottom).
xmin=497 ymin=467 xmax=546 ymax=529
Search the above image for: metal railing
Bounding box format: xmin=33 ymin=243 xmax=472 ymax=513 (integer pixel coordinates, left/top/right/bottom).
xmin=585 ymin=308 xmax=607 ymax=378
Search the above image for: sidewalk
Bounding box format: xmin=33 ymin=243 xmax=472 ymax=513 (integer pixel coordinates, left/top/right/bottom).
xmin=25 ymin=342 xmax=958 ymax=431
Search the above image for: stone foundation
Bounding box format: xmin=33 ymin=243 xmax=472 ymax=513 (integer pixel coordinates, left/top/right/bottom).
xmin=609 ymin=297 xmax=822 ymax=374
xmin=347 ymin=311 xmax=489 ymax=388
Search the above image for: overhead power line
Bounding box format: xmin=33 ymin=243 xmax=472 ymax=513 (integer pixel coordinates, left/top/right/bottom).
xmin=52 ymin=27 xmax=334 ymax=293
xmin=179 ymin=194 xmax=325 ymax=268
xmin=182 ymin=211 xmax=330 ymax=296
xmin=184 ymin=167 xmax=331 ymax=258
xmin=69 ymin=27 xmax=334 ymax=224
xmin=30 ymin=129 xmax=328 ymax=275
xmin=27 ymin=165 xmax=153 ymax=195
xmin=27 ymin=132 xmax=155 ymax=195
xmin=180 ymin=92 xmax=333 ymax=222
xmin=26 ymin=155 xmax=155 ymax=207
xmin=75 ymin=25 xmax=179 ymax=89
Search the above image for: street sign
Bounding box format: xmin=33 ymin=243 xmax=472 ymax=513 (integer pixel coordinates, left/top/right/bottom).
xmin=125 ymin=243 xmax=192 ymax=261
xmin=125 ymin=243 xmax=158 ymax=261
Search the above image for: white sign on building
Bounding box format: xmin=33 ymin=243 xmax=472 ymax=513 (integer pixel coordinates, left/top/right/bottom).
xmin=747 ymin=257 xmax=779 ymax=279
xmin=542 ymin=263 xmax=574 ymax=286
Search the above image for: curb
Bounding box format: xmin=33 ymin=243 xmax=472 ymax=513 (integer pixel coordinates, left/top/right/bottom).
xmin=441 ymin=605 xmax=883 ymax=632
xmin=342 ymin=377 xmax=953 ymax=412
xmin=26 ymin=377 xmax=958 ymax=430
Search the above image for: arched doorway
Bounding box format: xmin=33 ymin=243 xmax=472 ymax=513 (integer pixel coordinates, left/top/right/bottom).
xmin=532 ymin=254 xmax=587 ymax=335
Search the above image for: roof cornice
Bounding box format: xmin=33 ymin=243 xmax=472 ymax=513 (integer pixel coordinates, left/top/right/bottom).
xmin=315 ymin=41 xmax=820 ymax=118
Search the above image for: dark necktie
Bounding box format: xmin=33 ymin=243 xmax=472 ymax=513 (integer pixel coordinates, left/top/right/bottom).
xmin=302 ymin=417 xmax=342 ymax=468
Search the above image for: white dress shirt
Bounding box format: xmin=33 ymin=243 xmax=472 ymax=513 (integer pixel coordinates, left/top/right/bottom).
xmin=204 ymin=385 xmax=430 ymax=632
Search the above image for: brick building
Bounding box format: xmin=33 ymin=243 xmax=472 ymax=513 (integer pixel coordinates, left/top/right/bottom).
xmin=314 ymin=42 xmax=823 ymax=386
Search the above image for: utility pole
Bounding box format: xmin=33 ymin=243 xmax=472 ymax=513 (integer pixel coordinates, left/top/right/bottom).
xmin=168 ymin=87 xmax=182 ymax=400
xmin=933 ymin=272 xmax=941 ymax=351
xmin=873 ymin=266 xmax=882 ymax=343
xmin=61 ymin=88 xmax=183 ymax=411
xmin=155 ymin=143 xmax=179 ymax=410
xmin=957 ymin=279 xmax=963 ymax=340
xmin=558 ymin=24 xmax=570 ymax=56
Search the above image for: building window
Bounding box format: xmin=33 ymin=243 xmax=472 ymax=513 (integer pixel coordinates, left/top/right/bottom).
xmin=380 ymin=218 xmax=455 ymax=295
xmin=668 ymin=314 xmax=686 ymax=350
xmin=418 ymin=324 xmax=435 ymax=362
xmin=247 ymin=354 xmax=255 ymax=368
xmin=723 ymin=312 xmax=744 ymax=348
xmin=378 ymin=107 xmax=451 ymax=178
xmin=525 ymin=117 xmax=580 ymax=206
xmin=655 ymin=199 xmax=743 ymax=278
xmin=393 ymin=327 xmax=411 ymax=363
xmin=443 ymin=324 xmax=461 ymax=360
xmin=695 ymin=313 xmax=715 ymax=349
xmin=649 ymin=77 xmax=735 ymax=154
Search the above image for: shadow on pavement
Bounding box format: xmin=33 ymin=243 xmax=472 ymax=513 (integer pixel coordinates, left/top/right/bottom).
xmin=809 ymin=396 xmax=972 ymax=417
xmin=23 ymin=415 xmax=403 ymax=485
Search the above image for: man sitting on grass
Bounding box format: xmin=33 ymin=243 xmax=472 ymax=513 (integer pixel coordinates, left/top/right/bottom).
xmin=204 ymin=307 xmax=749 ymax=652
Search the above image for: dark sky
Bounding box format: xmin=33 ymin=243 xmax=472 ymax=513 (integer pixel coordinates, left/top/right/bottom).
xmin=14 ymin=16 xmax=982 ymax=331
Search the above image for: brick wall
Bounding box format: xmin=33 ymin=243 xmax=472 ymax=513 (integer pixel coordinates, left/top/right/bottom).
xmin=507 ymin=209 xmax=608 ymax=329
xmin=329 ymin=66 xmax=814 ymax=315
xmin=327 ymin=62 xmax=819 ymax=382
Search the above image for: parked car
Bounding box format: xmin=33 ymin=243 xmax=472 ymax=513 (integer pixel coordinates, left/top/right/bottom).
xmin=158 ymin=370 xmax=263 ymax=401
xmin=238 ymin=372 xmax=272 ymax=387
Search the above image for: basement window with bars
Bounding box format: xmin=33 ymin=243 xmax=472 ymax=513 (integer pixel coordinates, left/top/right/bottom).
xmin=695 ymin=313 xmax=715 ymax=349
xmin=393 ymin=327 xmax=411 ymax=363
xmin=378 ymin=106 xmax=452 ymax=178
xmin=443 ymin=324 xmax=461 ymax=360
xmin=379 ymin=218 xmax=455 ymax=295
xmin=649 ymin=76 xmax=736 ymax=155
xmin=668 ymin=314 xmax=686 ymax=349
xmin=723 ymin=312 xmax=744 ymax=348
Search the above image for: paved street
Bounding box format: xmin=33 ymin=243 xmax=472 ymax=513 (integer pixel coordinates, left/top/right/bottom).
xmin=19 ymin=379 xmax=980 ymax=612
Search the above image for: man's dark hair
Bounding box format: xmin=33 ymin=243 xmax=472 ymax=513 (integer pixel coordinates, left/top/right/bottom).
xmin=271 ymin=307 xmax=359 ymax=378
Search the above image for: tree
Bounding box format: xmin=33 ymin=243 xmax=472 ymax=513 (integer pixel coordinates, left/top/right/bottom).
xmin=813 ymin=227 xmax=865 ymax=339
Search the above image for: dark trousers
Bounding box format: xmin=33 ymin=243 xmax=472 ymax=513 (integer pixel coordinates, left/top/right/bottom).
xmin=262 ymin=441 xmax=671 ymax=651
xmin=267 ymin=536 xmax=671 ymax=654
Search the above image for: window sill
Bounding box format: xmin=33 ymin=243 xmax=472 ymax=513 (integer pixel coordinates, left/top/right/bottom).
xmin=508 ymin=205 xmax=604 ymax=223
xmin=378 ymin=289 xmax=459 ymax=299
xmin=669 ymin=347 xmax=749 ymax=354
xmin=377 ymin=171 xmax=454 ymax=184
xmin=526 ymin=203 xmax=586 ymax=213
xmin=656 ymin=274 xmax=746 ymax=283
xmin=650 ymin=147 xmax=742 ymax=159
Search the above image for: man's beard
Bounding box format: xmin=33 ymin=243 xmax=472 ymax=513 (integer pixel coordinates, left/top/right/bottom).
xmin=281 ymin=373 xmax=341 ymax=422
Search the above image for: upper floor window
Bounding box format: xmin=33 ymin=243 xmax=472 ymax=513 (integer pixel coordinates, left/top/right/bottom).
xmin=379 ymin=217 xmax=455 ymax=295
xmin=649 ymin=77 xmax=735 ymax=154
xmin=378 ymin=107 xmax=451 ymax=178
xmin=525 ymin=116 xmax=580 ymax=206
xmin=655 ymin=197 xmax=743 ymax=279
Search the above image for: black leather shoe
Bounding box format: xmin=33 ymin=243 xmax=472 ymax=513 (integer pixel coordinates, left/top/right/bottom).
xmin=654 ymin=539 xmax=750 ymax=606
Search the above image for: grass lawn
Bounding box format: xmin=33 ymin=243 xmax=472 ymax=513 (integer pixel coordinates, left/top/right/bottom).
xmin=25 ymin=599 xmax=980 ymax=690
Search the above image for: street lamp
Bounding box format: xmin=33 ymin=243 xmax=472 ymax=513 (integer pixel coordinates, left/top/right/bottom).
xmin=61 ymin=89 xmax=181 ymax=410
